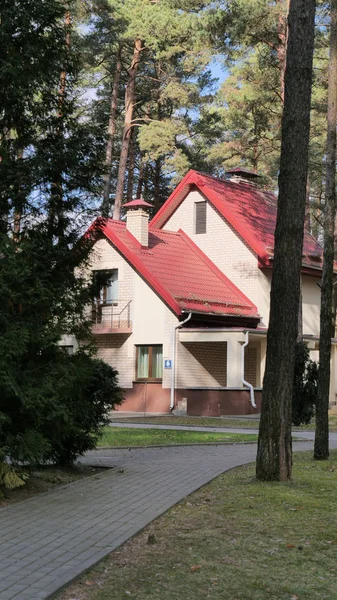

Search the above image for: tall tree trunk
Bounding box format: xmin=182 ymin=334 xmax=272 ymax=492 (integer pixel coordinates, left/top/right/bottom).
xmin=13 ymin=148 xmax=23 ymax=243
xmin=137 ymin=159 xmax=144 ymax=198
xmin=256 ymin=0 xmax=316 ymax=481
xmin=101 ymin=49 xmax=122 ymax=217
xmin=277 ymin=0 xmax=290 ymax=104
xmin=126 ymin=127 xmax=135 ymax=201
xmin=57 ymin=8 xmax=71 ymax=123
xmin=113 ymin=39 xmax=142 ymax=219
xmin=153 ymin=157 xmax=161 ymax=212
xmin=314 ymin=0 xmax=337 ymax=461
xmin=49 ymin=6 xmax=71 ymax=234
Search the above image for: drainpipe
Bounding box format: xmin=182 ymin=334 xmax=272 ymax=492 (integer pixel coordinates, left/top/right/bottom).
xmin=170 ymin=312 xmax=192 ymax=411
xmin=242 ymin=331 xmax=256 ymax=409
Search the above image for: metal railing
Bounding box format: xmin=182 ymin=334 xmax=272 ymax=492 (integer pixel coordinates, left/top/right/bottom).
xmin=92 ymin=300 xmax=132 ymax=331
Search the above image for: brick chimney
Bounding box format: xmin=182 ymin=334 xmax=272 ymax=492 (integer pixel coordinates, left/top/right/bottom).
xmin=226 ymin=167 xmax=261 ymax=186
xmin=124 ymin=199 xmax=152 ymax=247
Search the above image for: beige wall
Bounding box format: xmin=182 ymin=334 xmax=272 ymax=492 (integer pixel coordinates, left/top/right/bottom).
xmin=302 ymin=275 xmax=321 ymax=336
xmin=330 ymin=345 xmax=337 ymax=404
xmin=132 ymin=274 xmax=178 ymax=389
xmin=176 ymin=342 xmax=227 ymax=388
xmin=88 ymin=237 xmax=178 ymax=390
xmin=178 ymin=331 xmax=246 ymax=389
xmin=257 ymin=269 xmax=271 ymax=328
xmin=177 ymin=332 xmax=265 ymax=391
xmin=244 ymin=343 xmax=260 ymax=387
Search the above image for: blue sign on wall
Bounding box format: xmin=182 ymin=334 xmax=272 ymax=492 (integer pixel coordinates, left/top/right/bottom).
xmin=164 ymin=359 xmax=172 ymax=369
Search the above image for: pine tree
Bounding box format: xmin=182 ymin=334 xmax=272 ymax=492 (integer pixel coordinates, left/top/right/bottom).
xmin=314 ymin=0 xmax=337 ymax=461
xmin=256 ymin=0 xmax=316 ymax=481
xmin=0 ymin=0 xmax=122 ymax=466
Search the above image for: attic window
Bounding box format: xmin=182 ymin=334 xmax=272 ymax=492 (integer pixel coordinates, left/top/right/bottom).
xmin=194 ymin=201 xmax=207 ymax=234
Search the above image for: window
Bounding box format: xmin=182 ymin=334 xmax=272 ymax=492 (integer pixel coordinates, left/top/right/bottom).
xmin=194 ymin=201 xmax=207 ymax=234
xmin=136 ymin=345 xmax=163 ymax=381
xmin=96 ymin=269 xmax=119 ymax=304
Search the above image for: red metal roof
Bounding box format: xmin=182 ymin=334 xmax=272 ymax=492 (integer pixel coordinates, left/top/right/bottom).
xmin=93 ymin=218 xmax=259 ymax=320
xmin=150 ymin=170 xmax=324 ymax=272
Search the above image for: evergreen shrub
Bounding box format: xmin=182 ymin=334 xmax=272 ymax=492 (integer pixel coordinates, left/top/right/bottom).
xmin=292 ymin=341 xmax=318 ymax=426
xmin=0 ymin=347 xmax=124 ymax=468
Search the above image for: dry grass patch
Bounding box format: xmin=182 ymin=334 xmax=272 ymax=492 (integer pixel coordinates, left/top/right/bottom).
xmin=57 ymin=450 xmax=337 ymax=600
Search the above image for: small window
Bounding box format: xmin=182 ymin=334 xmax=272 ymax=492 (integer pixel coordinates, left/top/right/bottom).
xmin=95 ymin=269 xmax=118 ymax=304
xmin=136 ymin=345 xmax=163 ymax=381
xmin=194 ymin=201 xmax=207 ymax=234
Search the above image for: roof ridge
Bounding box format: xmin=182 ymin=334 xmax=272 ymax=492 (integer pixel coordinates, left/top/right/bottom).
xmin=192 ymin=170 xmax=228 ymax=184
xmin=104 ymin=218 xmax=126 ymax=226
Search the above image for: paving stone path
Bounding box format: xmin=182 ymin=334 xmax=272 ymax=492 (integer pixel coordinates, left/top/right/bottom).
xmin=0 ymin=439 xmax=335 ymax=600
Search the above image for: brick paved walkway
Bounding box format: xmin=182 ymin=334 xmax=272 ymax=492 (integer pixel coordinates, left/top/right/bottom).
xmin=0 ymin=440 xmax=333 ymax=600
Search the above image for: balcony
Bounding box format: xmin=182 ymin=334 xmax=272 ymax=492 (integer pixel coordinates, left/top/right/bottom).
xmin=91 ymin=300 xmax=132 ymax=334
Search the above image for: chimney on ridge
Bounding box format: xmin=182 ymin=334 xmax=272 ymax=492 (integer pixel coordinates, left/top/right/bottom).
xmin=226 ymin=167 xmax=261 ymax=186
xmin=124 ymin=198 xmax=153 ymax=247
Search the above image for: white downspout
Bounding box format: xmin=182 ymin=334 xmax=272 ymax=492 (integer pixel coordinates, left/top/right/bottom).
xmin=242 ymin=330 xmax=256 ymax=409
xmin=170 ymin=312 xmax=192 ymax=411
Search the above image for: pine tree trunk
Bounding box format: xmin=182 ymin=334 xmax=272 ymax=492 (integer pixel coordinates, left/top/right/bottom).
xmin=13 ymin=148 xmax=23 ymax=243
xmin=113 ymin=39 xmax=142 ymax=219
xmin=101 ymin=49 xmax=122 ymax=217
xmin=277 ymin=0 xmax=289 ymax=104
xmin=126 ymin=127 xmax=135 ymax=201
xmin=314 ymin=0 xmax=337 ymax=461
xmin=154 ymin=157 xmax=161 ymax=212
xmin=49 ymin=6 xmax=71 ymax=234
xmin=256 ymin=0 xmax=316 ymax=481
xmin=57 ymin=8 xmax=71 ymax=122
xmin=137 ymin=159 xmax=144 ymax=198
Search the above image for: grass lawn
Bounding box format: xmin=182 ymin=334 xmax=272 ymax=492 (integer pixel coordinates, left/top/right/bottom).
xmin=109 ymin=416 xmax=261 ymax=429
xmin=57 ymin=450 xmax=337 ymax=600
xmin=98 ymin=426 xmax=258 ymax=447
xmin=109 ymin=414 xmax=337 ymax=431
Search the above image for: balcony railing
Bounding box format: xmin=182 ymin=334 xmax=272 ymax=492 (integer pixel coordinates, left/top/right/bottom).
xmin=92 ymin=300 xmax=132 ymax=333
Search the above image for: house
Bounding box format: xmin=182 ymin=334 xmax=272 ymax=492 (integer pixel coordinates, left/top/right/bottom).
xmin=81 ymin=168 xmax=337 ymax=416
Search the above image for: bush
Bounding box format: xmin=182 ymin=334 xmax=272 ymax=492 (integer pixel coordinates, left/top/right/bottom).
xmin=292 ymin=341 xmax=318 ymax=426
xmin=0 ymin=347 xmax=124 ymax=466
xmin=46 ymin=352 xmax=124 ymax=465
xmin=0 ymin=463 xmax=27 ymax=490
